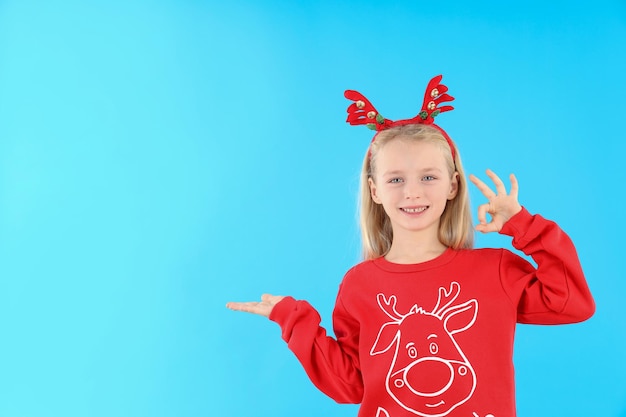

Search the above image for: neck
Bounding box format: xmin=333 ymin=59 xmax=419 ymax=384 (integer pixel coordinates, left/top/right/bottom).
xmin=385 ymin=230 xmax=448 ymax=264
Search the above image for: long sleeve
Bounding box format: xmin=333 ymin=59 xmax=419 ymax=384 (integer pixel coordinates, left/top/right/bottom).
xmin=499 ymin=207 xmax=596 ymax=324
xmin=269 ymin=291 xmax=364 ymax=403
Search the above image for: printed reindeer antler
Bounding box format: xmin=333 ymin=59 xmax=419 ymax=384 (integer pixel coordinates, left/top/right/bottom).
xmin=432 ymin=282 xmax=461 ymax=318
xmin=344 ymin=75 xmax=457 ymax=160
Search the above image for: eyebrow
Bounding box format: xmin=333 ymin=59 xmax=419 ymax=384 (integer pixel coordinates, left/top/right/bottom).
xmin=427 ymin=334 xmax=438 ymax=339
xmin=381 ymin=167 xmax=443 ymax=176
xmin=381 ymin=170 xmax=405 ymax=177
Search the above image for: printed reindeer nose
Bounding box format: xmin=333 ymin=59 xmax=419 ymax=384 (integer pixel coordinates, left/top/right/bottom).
xmin=395 ymin=358 xmax=455 ymax=394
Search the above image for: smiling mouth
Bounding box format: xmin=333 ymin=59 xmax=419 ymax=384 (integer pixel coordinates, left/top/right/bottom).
xmin=401 ymin=207 xmax=428 ymax=213
xmin=425 ymin=400 xmax=445 ymax=408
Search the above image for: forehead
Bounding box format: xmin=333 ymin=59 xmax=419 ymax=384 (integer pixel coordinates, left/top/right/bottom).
xmin=375 ymin=138 xmax=448 ymax=171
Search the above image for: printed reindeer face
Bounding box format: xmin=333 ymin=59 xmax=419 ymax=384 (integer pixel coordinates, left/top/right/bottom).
xmin=370 ymin=282 xmax=478 ymax=417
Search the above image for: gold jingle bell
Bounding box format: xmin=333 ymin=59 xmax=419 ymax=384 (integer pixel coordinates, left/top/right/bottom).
xmin=367 ymin=111 xmax=377 ymax=119
xmin=356 ymin=100 xmax=365 ymax=109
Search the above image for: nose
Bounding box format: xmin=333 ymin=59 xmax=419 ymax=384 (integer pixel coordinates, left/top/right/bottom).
xmin=391 ymin=359 xmax=453 ymax=395
xmin=403 ymin=180 xmax=422 ymax=199
xmin=402 ymin=359 xmax=453 ymax=395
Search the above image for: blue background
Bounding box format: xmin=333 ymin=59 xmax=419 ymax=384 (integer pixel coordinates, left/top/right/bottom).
xmin=1 ymin=1 xmax=625 ymax=416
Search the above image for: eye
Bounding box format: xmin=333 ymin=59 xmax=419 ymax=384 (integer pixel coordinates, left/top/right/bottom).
xmin=429 ymin=342 xmax=439 ymax=355
xmin=422 ymin=175 xmax=436 ymax=181
xmin=389 ymin=177 xmax=404 ymax=184
xmin=407 ymin=346 xmax=418 ymax=358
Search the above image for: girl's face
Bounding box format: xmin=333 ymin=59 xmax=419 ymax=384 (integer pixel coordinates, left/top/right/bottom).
xmin=368 ymin=138 xmax=459 ymax=240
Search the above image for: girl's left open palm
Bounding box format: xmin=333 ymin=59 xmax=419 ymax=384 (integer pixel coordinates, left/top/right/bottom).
xmin=469 ymin=169 xmax=522 ymax=233
xmin=226 ymin=294 xmax=284 ymax=318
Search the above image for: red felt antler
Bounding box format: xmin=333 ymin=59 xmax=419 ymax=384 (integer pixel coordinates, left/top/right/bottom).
xmin=415 ymin=74 xmax=455 ymax=124
xmin=344 ymin=90 xmax=394 ymax=131
xmin=344 ymin=75 xmax=457 ymax=160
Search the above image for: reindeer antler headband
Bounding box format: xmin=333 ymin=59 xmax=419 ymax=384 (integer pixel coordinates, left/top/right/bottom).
xmin=344 ymin=74 xmax=456 ymax=160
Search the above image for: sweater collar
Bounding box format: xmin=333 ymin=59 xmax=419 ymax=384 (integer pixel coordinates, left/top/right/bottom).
xmin=372 ymin=247 xmax=458 ymax=273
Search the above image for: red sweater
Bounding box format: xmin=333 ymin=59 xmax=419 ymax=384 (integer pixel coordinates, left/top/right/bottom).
xmin=269 ymin=208 xmax=595 ymax=417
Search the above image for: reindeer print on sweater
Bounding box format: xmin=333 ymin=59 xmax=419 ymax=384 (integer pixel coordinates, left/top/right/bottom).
xmin=370 ymin=282 xmax=478 ymax=417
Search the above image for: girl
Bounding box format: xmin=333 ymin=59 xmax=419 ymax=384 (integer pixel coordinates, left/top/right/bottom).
xmin=226 ymin=75 xmax=595 ymax=417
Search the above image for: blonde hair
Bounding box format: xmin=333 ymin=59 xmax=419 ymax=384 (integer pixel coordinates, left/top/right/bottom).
xmin=359 ymin=124 xmax=474 ymax=260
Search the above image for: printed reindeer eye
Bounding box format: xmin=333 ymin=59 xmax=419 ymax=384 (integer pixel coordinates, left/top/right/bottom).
xmin=429 ymin=342 xmax=439 ymax=355
xmin=408 ymin=346 xmax=418 ymax=359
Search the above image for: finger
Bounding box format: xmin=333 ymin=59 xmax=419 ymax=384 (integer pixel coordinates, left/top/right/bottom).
xmin=226 ymin=301 xmax=260 ymax=313
xmin=469 ymin=174 xmax=496 ymax=200
xmin=239 ymin=303 xmax=269 ymax=316
xmin=226 ymin=301 xmax=259 ymax=311
xmin=475 ymin=221 xmax=499 ymax=234
xmin=476 ymin=203 xmax=490 ymax=225
xmin=485 ymin=169 xmax=507 ymax=196
xmin=509 ymin=173 xmax=519 ymax=200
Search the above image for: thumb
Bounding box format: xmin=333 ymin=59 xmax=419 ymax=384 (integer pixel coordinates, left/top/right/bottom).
xmin=475 ymin=219 xmax=502 ymax=234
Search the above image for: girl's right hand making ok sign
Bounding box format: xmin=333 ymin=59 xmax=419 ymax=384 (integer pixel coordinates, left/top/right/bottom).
xmin=469 ymin=169 xmax=523 ymax=234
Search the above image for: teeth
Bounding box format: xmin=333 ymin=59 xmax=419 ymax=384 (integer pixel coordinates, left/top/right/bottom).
xmin=402 ymin=207 xmax=427 ymax=213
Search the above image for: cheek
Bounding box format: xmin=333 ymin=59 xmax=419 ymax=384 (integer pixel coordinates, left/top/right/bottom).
xmin=439 ymin=182 xmax=456 ymax=198
xmin=381 ymin=187 xmax=404 ymax=201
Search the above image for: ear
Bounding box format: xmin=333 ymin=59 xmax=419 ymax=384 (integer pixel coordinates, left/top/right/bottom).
xmin=368 ymin=177 xmax=382 ymax=204
xmin=370 ymin=322 xmax=400 ymax=355
xmin=447 ymin=172 xmax=459 ymax=200
xmin=443 ymin=299 xmax=478 ymax=335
